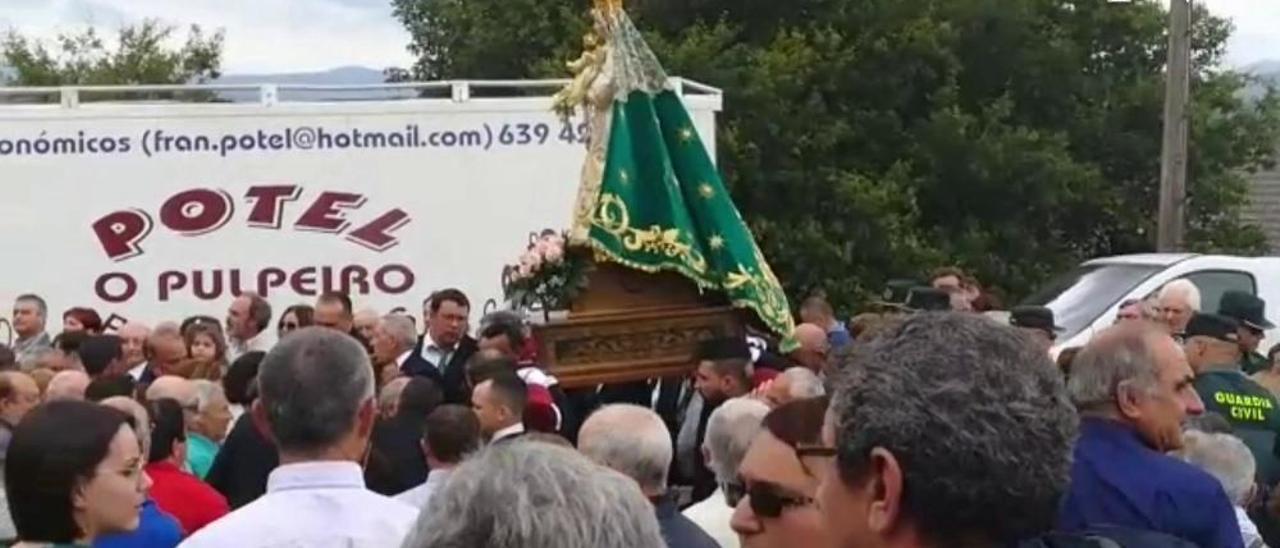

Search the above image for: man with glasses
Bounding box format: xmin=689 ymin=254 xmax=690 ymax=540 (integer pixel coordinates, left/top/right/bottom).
xmin=730 ymin=395 xmax=833 ymax=548
xmin=683 ymin=397 xmax=769 ymax=548
xmin=818 ymin=313 xmax=1083 ymax=547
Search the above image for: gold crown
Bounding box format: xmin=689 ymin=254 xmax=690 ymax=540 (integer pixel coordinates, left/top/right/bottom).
xmin=593 ymin=0 xmax=623 ymax=13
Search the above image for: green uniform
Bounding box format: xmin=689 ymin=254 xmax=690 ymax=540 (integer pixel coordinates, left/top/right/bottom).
xmin=1242 ymin=351 xmax=1270 ymax=375
xmin=1195 ymin=368 xmax=1280 ymax=485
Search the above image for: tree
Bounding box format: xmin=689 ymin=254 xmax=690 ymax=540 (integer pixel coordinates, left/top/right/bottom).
xmin=1 ymin=19 xmax=224 ymax=87
xmin=392 ymin=0 xmax=1280 ymax=311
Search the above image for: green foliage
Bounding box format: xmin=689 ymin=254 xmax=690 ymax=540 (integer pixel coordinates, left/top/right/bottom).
xmin=2 ymin=20 xmax=224 ymax=86
xmin=393 ymin=0 xmax=1279 ymax=312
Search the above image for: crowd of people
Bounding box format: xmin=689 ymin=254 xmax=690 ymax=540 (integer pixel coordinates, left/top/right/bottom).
xmin=0 ymin=264 xmax=1278 ymax=547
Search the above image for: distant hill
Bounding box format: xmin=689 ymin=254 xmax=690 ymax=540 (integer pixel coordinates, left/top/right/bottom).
xmin=212 ymin=65 xmax=416 ymax=102
xmin=1243 ymin=60 xmax=1280 ymax=101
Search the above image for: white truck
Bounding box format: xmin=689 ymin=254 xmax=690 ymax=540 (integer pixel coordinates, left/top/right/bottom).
xmin=1025 ymin=253 xmax=1280 ymax=352
xmin=0 ymin=80 xmax=722 ymax=339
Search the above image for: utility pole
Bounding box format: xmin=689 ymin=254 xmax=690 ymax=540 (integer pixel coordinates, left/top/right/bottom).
xmin=1157 ymin=0 xmax=1192 ymax=252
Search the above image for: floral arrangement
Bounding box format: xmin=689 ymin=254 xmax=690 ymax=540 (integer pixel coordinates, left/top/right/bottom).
xmin=502 ymin=230 xmax=592 ymax=314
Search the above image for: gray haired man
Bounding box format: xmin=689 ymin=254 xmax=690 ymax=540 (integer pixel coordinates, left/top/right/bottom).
xmin=682 ymin=397 xmax=769 ymax=548
xmin=819 ymin=313 xmax=1079 ymax=547
xmin=579 ymin=404 xmax=718 ymax=548
xmin=402 ymin=441 xmax=664 ymax=548
xmin=10 ymin=294 xmax=51 ymax=369
xmin=180 ymin=327 xmax=418 ymax=548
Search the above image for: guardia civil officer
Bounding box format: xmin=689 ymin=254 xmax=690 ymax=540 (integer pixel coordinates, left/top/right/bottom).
xmin=1186 ymin=312 xmax=1280 ymax=485
xmin=1218 ymin=291 xmax=1276 ymax=375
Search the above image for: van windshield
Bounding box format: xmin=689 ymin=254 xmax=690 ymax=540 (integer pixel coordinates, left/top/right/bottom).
xmin=1021 ymin=263 xmax=1162 ymax=341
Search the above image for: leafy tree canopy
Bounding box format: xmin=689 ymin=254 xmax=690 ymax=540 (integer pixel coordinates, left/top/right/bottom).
xmin=396 ymin=0 xmax=1278 ymax=311
xmin=2 ymin=19 xmax=224 ymax=87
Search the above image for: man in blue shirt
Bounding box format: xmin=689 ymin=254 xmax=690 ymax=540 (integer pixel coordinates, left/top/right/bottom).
xmin=799 ymin=296 xmax=852 ymax=349
xmin=1058 ymin=322 xmax=1244 ymax=548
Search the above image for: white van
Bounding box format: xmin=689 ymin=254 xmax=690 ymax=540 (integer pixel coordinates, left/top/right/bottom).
xmin=1025 ymin=254 xmax=1280 ymax=352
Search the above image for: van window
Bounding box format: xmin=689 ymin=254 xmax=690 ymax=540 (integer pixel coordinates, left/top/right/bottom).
xmin=1181 ymin=270 xmax=1257 ymax=313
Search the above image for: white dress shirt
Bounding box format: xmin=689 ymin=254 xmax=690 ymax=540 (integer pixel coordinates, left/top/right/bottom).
xmin=395 ymin=349 xmax=414 ymax=370
xmin=394 ymin=467 xmax=454 ymax=511
xmin=418 ymin=333 xmax=453 ymax=370
xmin=683 ymin=488 xmax=738 ymax=548
xmin=127 ymin=361 xmax=148 ymax=381
xmin=179 ymin=461 xmax=418 ymax=548
xmin=489 ymin=423 xmax=525 ymax=444
xmin=228 ymin=331 xmax=273 ymax=362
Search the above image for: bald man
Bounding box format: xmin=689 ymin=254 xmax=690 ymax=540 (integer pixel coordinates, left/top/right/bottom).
xmin=45 ymin=370 xmax=91 ymax=401
xmin=146 ymin=375 xmax=198 ymax=408
xmin=790 ymin=323 xmax=830 ymax=372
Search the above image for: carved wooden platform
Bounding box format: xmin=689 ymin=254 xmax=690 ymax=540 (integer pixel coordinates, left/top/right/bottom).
xmin=534 ymin=262 xmax=744 ymax=388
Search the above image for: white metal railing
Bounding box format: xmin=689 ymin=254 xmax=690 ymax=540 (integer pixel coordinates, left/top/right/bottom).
xmin=0 ymin=77 xmax=722 ymax=108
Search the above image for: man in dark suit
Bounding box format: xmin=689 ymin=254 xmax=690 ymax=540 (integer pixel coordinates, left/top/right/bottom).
xmin=472 ymin=372 xmax=527 ymax=445
xmin=410 ymin=289 xmax=477 ymax=404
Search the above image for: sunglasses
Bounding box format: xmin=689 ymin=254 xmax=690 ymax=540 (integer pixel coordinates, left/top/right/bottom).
xmin=725 ymin=445 xmax=836 ymax=518
xmin=280 ymin=322 xmax=299 ymax=331
xmin=723 ymin=481 xmax=814 ymax=518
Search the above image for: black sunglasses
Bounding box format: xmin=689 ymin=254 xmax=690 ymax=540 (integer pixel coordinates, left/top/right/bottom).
xmin=280 ymin=322 xmax=299 ymax=330
xmin=723 ymin=481 xmax=814 ymax=518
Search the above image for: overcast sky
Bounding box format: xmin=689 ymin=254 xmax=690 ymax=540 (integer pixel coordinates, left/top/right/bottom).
xmin=1 ymin=0 xmax=1277 ymax=74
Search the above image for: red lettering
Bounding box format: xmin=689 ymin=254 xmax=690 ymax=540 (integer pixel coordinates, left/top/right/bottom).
xmin=257 ymin=268 xmax=287 ymax=297
xmin=192 ymin=270 xmax=224 ymax=300
xmin=290 ymin=267 xmax=318 ymax=296
xmin=245 ymin=185 xmax=301 ymax=229
xmin=375 ymin=264 xmax=415 ymax=294
xmin=160 ymin=189 xmax=234 ymax=235
xmin=295 ymin=192 xmax=365 ymax=233
xmin=95 ymin=272 xmax=138 ymax=303
xmin=158 ymin=271 xmax=188 ymax=301
xmin=92 ymin=210 xmax=153 ymax=261
xmin=341 ymin=265 xmax=370 ymax=294
xmin=347 ymin=209 xmax=410 ymax=251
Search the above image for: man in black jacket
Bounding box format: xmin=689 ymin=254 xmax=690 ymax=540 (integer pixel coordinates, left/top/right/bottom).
xmin=408 ymin=289 xmax=476 ymax=404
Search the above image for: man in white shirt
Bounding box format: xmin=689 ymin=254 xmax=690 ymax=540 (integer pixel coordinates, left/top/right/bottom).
xmin=683 ymin=397 xmax=770 ymax=548
xmin=225 ymin=293 xmax=273 ymax=361
xmin=180 ymin=327 xmax=418 ymax=548
xmin=395 ymin=404 xmax=479 ymax=510
xmin=472 ymin=374 xmax=527 ymax=445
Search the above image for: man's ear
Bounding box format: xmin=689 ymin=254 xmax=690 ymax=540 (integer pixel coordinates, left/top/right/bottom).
xmin=865 ymin=447 xmax=904 ymax=534
xmin=1115 ymin=381 xmax=1145 ymax=421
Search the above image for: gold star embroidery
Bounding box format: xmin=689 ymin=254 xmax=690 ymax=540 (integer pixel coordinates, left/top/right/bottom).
xmin=698 ymin=183 xmax=715 ymax=199
xmin=678 ymin=127 xmax=695 ymax=143
xmin=709 ymin=234 xmax=725 ymax=250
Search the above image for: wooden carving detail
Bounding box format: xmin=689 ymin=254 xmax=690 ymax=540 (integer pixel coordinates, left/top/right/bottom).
xmin=556 ymin=325 xmax=720 ymax=365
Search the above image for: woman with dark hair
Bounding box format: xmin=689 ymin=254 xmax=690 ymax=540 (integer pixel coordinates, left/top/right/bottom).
xmin=143 ymin=399 xmax=228 ymax=536
xmin=729 ymin=396 xmax=832 ymax=548
xmin=276 ymin=305 xmax=314 ymax=340
xmin=4 ymin=400 xmax=148 ymax=546
xmin=62 ymin=309 xmax=104 ymax=336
